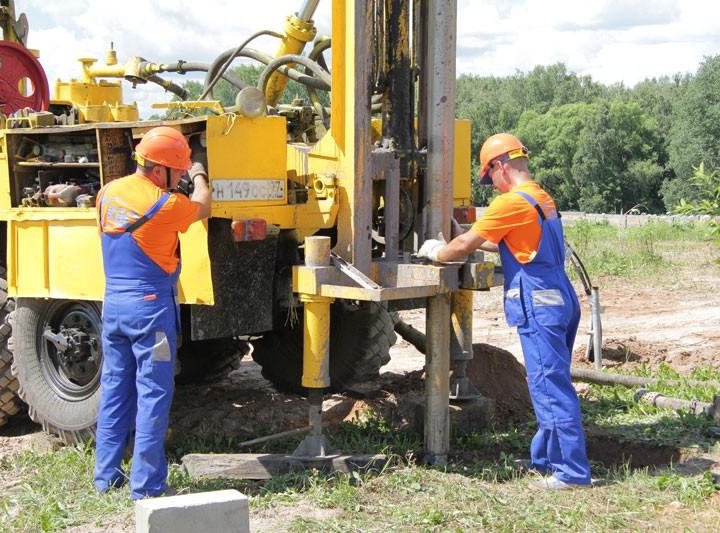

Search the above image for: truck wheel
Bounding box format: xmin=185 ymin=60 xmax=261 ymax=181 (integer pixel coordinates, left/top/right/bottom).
xmin=252 ymin=301 xmax=396 ymax=394
xmin=176 ymin=338 xmax=250 ymax=384
xmin=0 ymin=268 xmax=21 ymax=428
xmin=12 ymin=298 xmax=102 ymax=444
xmin=0 ymin=327 xmax=22 ymax=428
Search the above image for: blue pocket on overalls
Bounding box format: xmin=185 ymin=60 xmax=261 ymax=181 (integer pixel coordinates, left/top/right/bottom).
xmin=504 ymin=286 xmax=527 ymax=327
xmin=531 ymin=288 xmax=566 ymax=326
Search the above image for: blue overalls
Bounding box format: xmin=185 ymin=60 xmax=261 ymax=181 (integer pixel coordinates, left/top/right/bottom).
xmin=94 ymin=193 xmax=181 ymax=499
xmin=499 ymin=191 xmax=591 ymax=485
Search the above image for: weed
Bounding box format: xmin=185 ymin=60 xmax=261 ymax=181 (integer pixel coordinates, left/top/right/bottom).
xmin=564 ymin=220 xmax=708 ymax=279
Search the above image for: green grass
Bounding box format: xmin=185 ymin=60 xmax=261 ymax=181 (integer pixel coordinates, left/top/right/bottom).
xmin=0 ymin=443 xmax=132 ymax=532
xmin=2 ymin=220 xmax=720 ymax=531
xmin=3 ymin=372 xmax=719 ymax=533
xmin=565 ymin=220 xmax=713 ymax=278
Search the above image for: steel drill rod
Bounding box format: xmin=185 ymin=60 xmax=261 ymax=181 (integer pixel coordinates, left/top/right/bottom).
xmin=590 ymin=287 xmax=603 ymax=369
xmin=424 ymin=293 xmax=451 ymax=465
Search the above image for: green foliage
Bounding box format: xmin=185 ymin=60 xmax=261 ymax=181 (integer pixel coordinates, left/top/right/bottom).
xmin=674 ymin=163 xmax=720 ymax=239
xmin=456 ymin=63 xmax=605 ymax=164
xmin=669 ymin=56 xmax=720 ymax=181
xmin=571 ymin=100 xmax=665 ymax=213
xmin=456 ymin=57 xmax=720 ymax=214
xmin=516 ymin=102 xmax=594 ymax=208
xmin=660 ymin=175 xmax=704 ymax=212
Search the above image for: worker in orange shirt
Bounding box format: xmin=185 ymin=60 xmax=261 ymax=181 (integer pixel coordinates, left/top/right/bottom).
xmin=93 ymin=126 xmax=211 ymax=499
xmin=418 ymin=133 xmax=591 ymax=490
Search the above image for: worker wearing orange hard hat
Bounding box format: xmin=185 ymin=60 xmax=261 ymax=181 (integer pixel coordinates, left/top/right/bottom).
xmin=94 ymin=126 xmax=211 ymax=499
xmin=418 ymin=133 xmax=591 ymax=490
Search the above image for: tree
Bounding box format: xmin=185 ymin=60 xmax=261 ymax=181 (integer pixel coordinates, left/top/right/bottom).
xmin=572 ymin=101 xmax=664 ymax=213
xmin=669 ymin=55 xmax=720 ymax=181
xmin=515 ymin=103 xmax=594 ymax=209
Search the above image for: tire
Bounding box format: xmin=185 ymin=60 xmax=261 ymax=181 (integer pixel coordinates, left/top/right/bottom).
xmin=12 ymin=298 xmax=102 ymax=444
xmin=0 ymin=268 xmax=21 ymax=428
xmin=176 ymin=337 xmax=250 ymax=385
xmin=252 ymin=301 xmax=396 ymax=394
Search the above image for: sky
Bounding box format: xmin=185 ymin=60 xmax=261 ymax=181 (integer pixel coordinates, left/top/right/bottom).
xmin=14 ymin=0 xmax=720 ymax=117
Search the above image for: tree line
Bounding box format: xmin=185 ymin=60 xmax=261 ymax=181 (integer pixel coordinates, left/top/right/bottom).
xmin=459 ymin=59 xmax=720 ymax=215
xmin=171 ymin=59 xmax=720 ymax=217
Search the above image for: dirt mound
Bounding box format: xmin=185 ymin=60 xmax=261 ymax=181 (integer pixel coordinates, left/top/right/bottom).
xmin=167 ymin=343 xmax=534 ymax=445
xmin=573 ymin=336 xmax=720 ymax=373
xmin=465 ymin=343 xmax=532 ymax=420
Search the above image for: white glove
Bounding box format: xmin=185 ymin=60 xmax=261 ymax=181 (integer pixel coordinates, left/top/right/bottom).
xmin=417 ymin=238 xmax=446 ymax=262
xmin=189 ymin=162 xmax=208 ymax=183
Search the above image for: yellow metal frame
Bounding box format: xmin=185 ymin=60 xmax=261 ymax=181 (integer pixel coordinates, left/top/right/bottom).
xmin=1 ymin=207 xmax=213 ymax=304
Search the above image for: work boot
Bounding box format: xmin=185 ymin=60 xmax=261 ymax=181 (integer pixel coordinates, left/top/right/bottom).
xmin=529 ymin=475 xmax=591 ymax=490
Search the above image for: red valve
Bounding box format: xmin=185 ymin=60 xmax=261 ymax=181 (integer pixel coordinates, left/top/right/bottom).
xmin=0 ymin=41 xmax=50 ymax=114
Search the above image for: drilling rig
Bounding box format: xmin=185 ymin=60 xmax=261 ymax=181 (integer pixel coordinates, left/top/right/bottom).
xmin=0 ymin=0 xmax=500 ymax=464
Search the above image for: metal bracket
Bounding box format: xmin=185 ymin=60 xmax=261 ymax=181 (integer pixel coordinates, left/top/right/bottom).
xmin=331 ymin=251 xmax=381 ymax=290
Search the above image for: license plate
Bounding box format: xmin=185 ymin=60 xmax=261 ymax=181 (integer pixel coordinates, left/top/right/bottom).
xmin=211 ymin=179 xmax=285 ymax=201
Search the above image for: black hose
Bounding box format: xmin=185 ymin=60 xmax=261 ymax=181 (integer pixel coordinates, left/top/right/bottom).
xmin=564 ymin=238 xmax=593 ymax=296
xmin=257 ymin=54 xmax=331 ymax=95
xmin=305 ymin=37 xmax=332 ymax=125
xmin=203 ymin=47 xmax=330 ymax=99
xmin=146 ymin=75 xmax=188 ymax=100
xmin=202 ymin=30 xmax=284 ymax=100
xmin=162 ymin=61 xmax=248 ymax=90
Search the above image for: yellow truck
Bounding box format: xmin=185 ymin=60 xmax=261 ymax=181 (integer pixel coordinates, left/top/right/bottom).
xmin=0 ymin=1 xmax=494 ymax=460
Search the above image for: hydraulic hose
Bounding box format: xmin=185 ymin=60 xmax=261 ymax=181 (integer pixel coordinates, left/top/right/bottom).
xmin=203 ymin=46 xmax=329 ymax=101
xmin=304 ymin=36 xmax=332 ymax=124
xmin=257 ymin=54 xmax=331 ymax=96
xmin=146 ymin=75 xmax=188 ymax=100
xmin=202 ymin=30 xmax=285 ymax=100
xmin=161 ymin=61 xmax=248 ymax=91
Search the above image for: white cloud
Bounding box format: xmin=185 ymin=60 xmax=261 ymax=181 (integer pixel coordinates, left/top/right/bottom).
xmin=21 ymin=0 xmax=331 ymax=116
xmin=12 ymin=0 xmax=720 ymax=116
xmin=457 ymin=0 xmax=720 ymax=86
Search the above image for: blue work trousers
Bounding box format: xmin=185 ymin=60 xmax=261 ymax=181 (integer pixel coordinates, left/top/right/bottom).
xmin=93 ymin=287 xmax=177 ymax=499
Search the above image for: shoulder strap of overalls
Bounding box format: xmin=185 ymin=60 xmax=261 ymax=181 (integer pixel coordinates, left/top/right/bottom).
xmin=124 ymin=192 xmax=171 ymax=233
xmin=515 ymin=191 xmax=546 ymax=221
xmin=514 ymin=190 xmax=561 ymax=221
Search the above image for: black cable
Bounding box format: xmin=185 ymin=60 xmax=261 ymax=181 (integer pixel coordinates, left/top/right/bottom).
xmin=564 ymin=238 xmax=593 ymax=296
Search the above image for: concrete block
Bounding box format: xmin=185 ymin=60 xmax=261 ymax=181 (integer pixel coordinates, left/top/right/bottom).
xmin=135 ymin=489 xmax=249 ymax=533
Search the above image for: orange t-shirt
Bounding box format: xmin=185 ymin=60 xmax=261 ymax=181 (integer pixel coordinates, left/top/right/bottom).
xmin=470 ymin=181 xmax=557 ymax=264
xmin=97 ymin=174 xmax=199 ymax=274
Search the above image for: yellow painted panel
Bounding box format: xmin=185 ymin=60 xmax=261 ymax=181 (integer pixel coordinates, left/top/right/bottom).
xmin=13 ymin=221 xmax=49 ymax=296
xmin=177 ymin=220 xmax=214 ymax=305
xmin=454 ymin=119 xmax=472 ymax=206
xmin=47 ymin=220 xmax=104 ymax=299
xmin=9 ymin=214 xmax=214 ymax=305
xmin=206 ymin=114 xmax=288 ymax=208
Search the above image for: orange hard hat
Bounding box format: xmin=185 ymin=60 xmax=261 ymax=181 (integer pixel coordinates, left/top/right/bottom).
xmin=134 ymin=126 xmax=192 ymax=170
xmin=478 ymin=133 xmax=528 ymax=184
